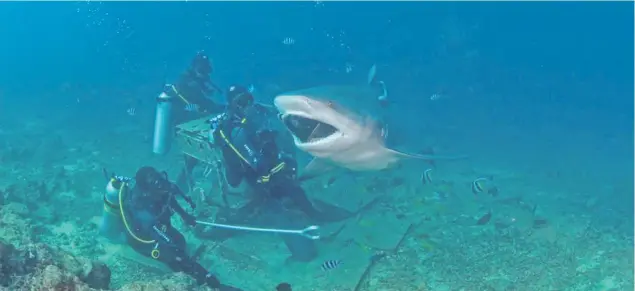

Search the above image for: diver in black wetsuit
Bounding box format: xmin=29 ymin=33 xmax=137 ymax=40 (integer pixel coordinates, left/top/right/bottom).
xmin=162 ymin=51 xmax=223 ymax=124
xmin=179 ymin=85 xmax=351 ymax=261
xmin=121 ymin=166 xmax=242 ymax=291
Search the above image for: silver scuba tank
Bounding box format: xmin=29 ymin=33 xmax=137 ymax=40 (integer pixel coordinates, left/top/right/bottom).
xmin=100 ymin=179 xmax=126 ymax=242
xmin=152 ymin=90 xmax=174 ymax=155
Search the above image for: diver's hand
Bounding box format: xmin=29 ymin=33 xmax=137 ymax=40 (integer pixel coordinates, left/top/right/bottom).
xmin=162 ymin=83 xmax=176 ymax=96
xmin=182 ymin=213 xmax=197 ymax=227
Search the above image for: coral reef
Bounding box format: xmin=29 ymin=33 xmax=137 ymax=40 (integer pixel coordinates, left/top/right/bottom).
xmin=0 ymin=239 xmax=207 ymax=291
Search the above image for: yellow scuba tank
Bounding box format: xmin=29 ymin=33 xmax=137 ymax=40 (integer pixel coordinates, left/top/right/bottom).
xmin=100 ymin=178 xmax=127 ymax=242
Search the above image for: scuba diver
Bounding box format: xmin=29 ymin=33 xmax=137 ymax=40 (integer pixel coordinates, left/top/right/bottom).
xmin=178 ymin=85 xmax=352 ymax=262
xmin=169 ymin=51 xmax=223 ymax=119
xmin=153 ymin=51 xmax=224 ymax=155
xmin=101 ymin=166 xmax=243 ymax=291
xmin=165 ymin=51 xmax=223 ymax=122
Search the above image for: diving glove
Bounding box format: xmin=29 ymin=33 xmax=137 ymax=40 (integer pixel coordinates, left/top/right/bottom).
xmin=183 ymin=214 xmax=197 ymax=227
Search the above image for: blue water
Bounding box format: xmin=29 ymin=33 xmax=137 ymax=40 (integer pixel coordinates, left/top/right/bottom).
xmin=0 ymin=1 xmax=632 ymax=290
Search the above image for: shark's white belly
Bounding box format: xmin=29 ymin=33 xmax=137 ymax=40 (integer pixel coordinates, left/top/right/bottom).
xmin=326 ymin=138 xmax=400 ymax=170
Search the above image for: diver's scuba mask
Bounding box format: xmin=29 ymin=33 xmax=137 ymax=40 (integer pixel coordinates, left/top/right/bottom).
xmin=227 ymin=85 xmax=254 ymax=118
xmin=150 ymin=171 xmax=172 ymax=194
xmin=230 ymin=94 xmax=253 ymax=117
xmin=146 ymin=171 xmax=197 ymax=210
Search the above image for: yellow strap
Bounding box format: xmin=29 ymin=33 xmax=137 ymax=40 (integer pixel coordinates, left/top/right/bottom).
xmin=218 ymin=120 xmax=286 ymax=184
xmin=169 ymin=85 xmax=191 ymax=105
xmin=219 ymin=129 xmax=252 ymax=166
xmin=258 ymin=162 xmax=286 ymax=183
xmin=270 ymin=162 xmax=286 ymax=174
xmin=118 ymin=182 xmax=156 ymax=244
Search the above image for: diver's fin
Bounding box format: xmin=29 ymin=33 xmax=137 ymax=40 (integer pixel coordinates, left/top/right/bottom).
xmin=298 ymin=158 xmax=336 ymax=182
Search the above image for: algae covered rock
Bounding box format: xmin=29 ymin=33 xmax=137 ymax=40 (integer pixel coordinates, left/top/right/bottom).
xmin=84 ymin=261 xmax=112 ymax=290
xmin=116 ymin=272 xmax=200 ymax=291
xmin=0 ymin=240 xmax=111 ymax=290
xmin=26 ymin=264 xmax=93 ymax=291
xmin=0 ymin=207 xmax=35 ymax=248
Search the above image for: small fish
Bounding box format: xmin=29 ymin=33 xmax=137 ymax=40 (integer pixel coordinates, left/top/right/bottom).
xmin=421 ymin=168 xmax=433 ymax=184
xmin=471 ymin=177 xmax=487 ymax=195
xmin=380 ymin=123 xmax=389 ymax=139
xmin=126 ymin=107 xmax=136 ymax=116
xmin=377 ymin=81 xmax=389 ymax=108
xmin=430 ymin=93 xmax=443 ymax=101
xmin=184 ymin=103 xmax=200 ymax=112
xmin=320 ymin=259 xmax=342 ymax=271
xmin=345 ymin=63 xmax=353 ymax=73
xmin=367 ymin=64 xmax=377 ymax=85
xmin=282 ymin=37 xmax=295 ymax=45
xmin=476 ymin=210 xmax=492 ymax=225
xmin=247 ymin=84 xmax=255 ymax=93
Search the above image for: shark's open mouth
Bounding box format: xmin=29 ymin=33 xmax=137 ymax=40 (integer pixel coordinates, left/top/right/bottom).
xmin=282 ymin=115 xmax=337 ymax=143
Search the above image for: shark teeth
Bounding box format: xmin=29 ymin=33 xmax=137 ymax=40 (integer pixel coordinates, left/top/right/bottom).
xmin=282 ymin=114 xmax=338 ymax=144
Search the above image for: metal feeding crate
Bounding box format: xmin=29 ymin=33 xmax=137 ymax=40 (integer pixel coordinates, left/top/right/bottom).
xmin=174 ymin=116 xmax=251 ymax=210
xmin=175 ymin=117 xmax=220 ymax=165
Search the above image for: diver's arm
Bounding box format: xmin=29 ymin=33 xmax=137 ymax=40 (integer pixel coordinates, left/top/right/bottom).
xmin=208 ymin=113 xmax=227 ymax=145
xmin=170 ymin=196 xmax=197 ymax=226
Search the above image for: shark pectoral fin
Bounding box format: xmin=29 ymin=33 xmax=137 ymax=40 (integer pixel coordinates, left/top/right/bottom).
xmin=392 ymin=149 xmax=468 ymax=161
xmin=298 ymin=158 xmax=335 ymax=182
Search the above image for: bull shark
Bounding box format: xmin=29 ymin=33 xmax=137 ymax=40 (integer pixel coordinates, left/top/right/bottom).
xmin=273 ymin=85 xmax=465 ymax=180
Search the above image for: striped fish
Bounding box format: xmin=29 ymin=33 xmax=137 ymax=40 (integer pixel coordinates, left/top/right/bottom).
xmin=320 ymin=259 xmax=342 ymax=271
xmin=184 ymin=103 xmax=200 ymax=112
xmin=282 ymin=37 xmax=295 ymax=45
xmin=421 ymin=168 xmax=433 ymax=184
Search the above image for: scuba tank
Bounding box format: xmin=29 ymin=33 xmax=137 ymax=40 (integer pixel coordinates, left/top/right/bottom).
xmin=100 ymin=177 xmax=127 ymax=243
xmin=152 ymin=88 xmax=174 ymax=155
